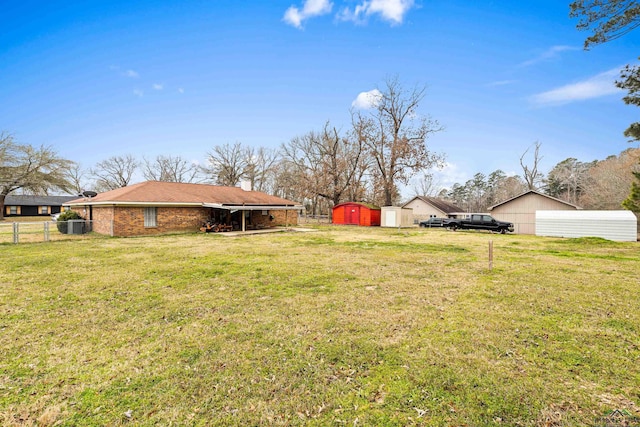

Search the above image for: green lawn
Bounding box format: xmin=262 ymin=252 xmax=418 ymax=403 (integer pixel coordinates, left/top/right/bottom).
xmin=1 ymin=227 xmax=639 ymax=426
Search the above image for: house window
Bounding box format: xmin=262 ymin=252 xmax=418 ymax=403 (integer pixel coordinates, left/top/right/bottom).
xmin=144 ymin=207 xmax=157 ymax=227
xmin=9 ymin=206 xmax=18 ymax=215
xmin=40 ymin=206 xmax=49 ymax=214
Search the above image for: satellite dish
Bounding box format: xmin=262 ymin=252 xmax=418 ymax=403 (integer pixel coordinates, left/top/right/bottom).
xmin=82 ymin=191 xmax=98 ymax=198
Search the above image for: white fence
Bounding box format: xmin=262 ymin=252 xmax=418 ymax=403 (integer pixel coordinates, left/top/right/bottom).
xmin=0 ymin=220 xmax=113 ymax=244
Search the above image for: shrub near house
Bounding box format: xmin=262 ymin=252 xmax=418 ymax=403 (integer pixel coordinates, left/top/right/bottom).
xmin=55 ymin=210 xmax=83 ymax=234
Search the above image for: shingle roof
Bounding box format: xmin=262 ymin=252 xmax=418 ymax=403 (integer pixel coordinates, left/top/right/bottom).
xmin=65 ymin=181 xmax=301 ymax=207
xmin=5 ymin=195 xmax=78 ymax=206
xmin=403 ymin=196 xmax=462 ymax=214
xmin=488 ymin=190 xmax=581 ymax=211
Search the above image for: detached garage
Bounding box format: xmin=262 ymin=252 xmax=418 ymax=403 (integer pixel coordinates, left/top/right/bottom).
xmin=536 ymin=210 xmax=638 ymax=242
xmin=332 ymin=202 xmax=381 ymax=226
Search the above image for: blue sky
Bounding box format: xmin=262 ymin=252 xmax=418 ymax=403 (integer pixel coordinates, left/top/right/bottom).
xmin=2 ymin=0 xmax=639 ymax=193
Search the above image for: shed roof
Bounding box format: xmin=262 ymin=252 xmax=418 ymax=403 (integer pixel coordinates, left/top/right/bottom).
xmin=333 ymin=202 xmax=381 ymax=210
xmin=402 ymin=196 xmax=461 ymax=214
xmin=488 ymin=190 xmax=581 ymax=211
xmin=65 ymin=181 xmax=302 ymax=208
xmin=536 ymin=210 xmax=637 ymax=220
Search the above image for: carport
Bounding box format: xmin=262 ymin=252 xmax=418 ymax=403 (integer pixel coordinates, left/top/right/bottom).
xmin=203 ymin=203 xmax=304 ymax=232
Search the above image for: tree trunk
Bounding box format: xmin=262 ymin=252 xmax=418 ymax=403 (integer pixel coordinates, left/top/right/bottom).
xmin=0 ymin=193 xmax=6 ymax=220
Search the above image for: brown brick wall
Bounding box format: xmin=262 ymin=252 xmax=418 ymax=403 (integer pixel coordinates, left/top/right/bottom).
xmin=86 ymin=206 xmax=208 ymax=237
xmin=268 ymin=209 xmax=299 ymax=226
xmin=91 ymin=206 xmax=115 ymax=235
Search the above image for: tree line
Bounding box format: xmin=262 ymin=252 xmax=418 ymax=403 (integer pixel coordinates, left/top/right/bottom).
xmin=441 ymin=144 xmax=640 ymax=212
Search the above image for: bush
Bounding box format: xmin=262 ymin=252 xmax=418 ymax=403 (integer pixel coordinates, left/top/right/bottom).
xmin=56 ymin=210 xmax=83 ymax=234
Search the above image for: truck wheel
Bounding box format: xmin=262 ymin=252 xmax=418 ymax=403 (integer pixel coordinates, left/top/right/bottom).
xmin=500 ymin=228 xmax=506 ymax=234
xmin=449 ymin=224 xmax=458 ymax=231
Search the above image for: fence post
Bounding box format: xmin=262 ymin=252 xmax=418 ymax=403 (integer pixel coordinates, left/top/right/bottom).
xmin=44 ymin=221 xmax=50 ymax=242
xmin=488 ymin=240 xmax=493 ymax=270
xmin=13 ymin=222 xmax=18 ymax=244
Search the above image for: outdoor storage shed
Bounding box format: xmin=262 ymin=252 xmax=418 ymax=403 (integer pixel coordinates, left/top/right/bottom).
xmin=332 ymin=202 xmax=381 ymax=226
xmin=536 ymin=210 xmax=638 ymax=242
xmin=380 ymin=206 xmax=413 ymax=227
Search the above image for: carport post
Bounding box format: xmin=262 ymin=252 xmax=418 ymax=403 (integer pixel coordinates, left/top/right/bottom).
xmin=241 ymin=207 xmax=246 ymax=232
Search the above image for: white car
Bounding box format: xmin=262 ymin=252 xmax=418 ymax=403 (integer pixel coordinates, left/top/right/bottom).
xmin=51 ymin=213 xmax=61 ymax=221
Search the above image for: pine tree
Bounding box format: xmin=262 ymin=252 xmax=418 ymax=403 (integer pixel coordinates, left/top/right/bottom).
xmin=622 ymin=167 xmax=640 ymax=214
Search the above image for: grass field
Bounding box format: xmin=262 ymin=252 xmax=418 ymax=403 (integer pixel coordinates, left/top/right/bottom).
xmin=1 ymin=226 xmax=639 ymax=426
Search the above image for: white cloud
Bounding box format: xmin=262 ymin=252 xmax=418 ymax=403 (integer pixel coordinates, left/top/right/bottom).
xmin=133 ymin=89 xmax=144 ymax=97
xmin=351 ymin=89 xmax=382 ymax=109
xmin=178 ymin=88 xmax=184 ymax=94
xmin=339 ymin=0 xmax=415 ymax=25
xmin=152 ymin=83 xmax=164 ymax=90
xmin=519 ymin=45 xmax=578 ymax=67
xmin=110 ymin=65 xmax=140 ymax=78
xmin=283 ymin=0 xmax=333 ymax=28
xmin=431 ymin=162 xmax=469 ymax=191
xmin=529 ymin=68 xmax=622 ymax=106
xmin=486 ymin=79 xmax=517 ymax=87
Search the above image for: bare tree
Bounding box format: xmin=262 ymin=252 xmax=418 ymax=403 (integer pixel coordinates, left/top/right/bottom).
xmin=142 ymin=155 xmax=202 ymax=183
xmin=354 ymin=76 xmax=444 ymax=206
xmin=0 ymin=133 xmax=73 ymax=219
xmin=282 ymin=122 xmax=364 ymax=208
xmin=243 ymin=147 xmax=280 ymax=193
xmin=411 ymin=172 xmax=441 ymax=197
xmin=520 ymin=141 xmax=544 ymax=190
xmin=64 ymin=163 xmax=89 ymax=195
xmin=204 ymin=142 xmax=249 ymax=186
xmin=580 ymin=148 xmax=640 ymax=209
xmin=493 ymin=175 xmax=527 ymax=204
xmin=90 ymin=154 xmax=139 ymax=191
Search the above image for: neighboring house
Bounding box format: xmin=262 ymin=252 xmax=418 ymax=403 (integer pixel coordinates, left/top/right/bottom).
xmin=332 ymin=202 xmax=381 ymax=226
xmin=3 ymin=195 xmax=77 ymax=217
xmin=402 ymin=196 xmax=462 ymax=222
xmin=488 ymin=190 xmax=580 ymax=235
xmin=64 ymin=181 xmax=303 ymax=237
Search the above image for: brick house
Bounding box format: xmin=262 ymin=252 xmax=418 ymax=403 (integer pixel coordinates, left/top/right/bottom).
xmin=64 ymin=181 xmax=303 ymax=237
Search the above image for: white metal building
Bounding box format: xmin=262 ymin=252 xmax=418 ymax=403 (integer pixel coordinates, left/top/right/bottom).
xmin=535 ymin=210 xmax=638 ymax=242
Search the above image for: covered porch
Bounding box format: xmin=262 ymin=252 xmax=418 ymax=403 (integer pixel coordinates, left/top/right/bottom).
xmin=202 ymin=203 xmax=304 ymax=232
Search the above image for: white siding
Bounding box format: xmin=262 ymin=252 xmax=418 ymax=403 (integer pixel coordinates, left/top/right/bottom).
xmin=535 ymin=210 xmax=637 ymax=242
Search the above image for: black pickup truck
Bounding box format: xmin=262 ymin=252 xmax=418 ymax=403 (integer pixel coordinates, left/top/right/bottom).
xmin=444 ymin=214 xmax=514 ymax=234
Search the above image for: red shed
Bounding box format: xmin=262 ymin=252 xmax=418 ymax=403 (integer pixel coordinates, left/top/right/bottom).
xmin=332 ymin=202 xmax=381 ymax=226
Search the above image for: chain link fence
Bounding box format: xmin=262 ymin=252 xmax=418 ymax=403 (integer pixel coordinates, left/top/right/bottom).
xmin=0 ymin=220 xmax=113 ymax=244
